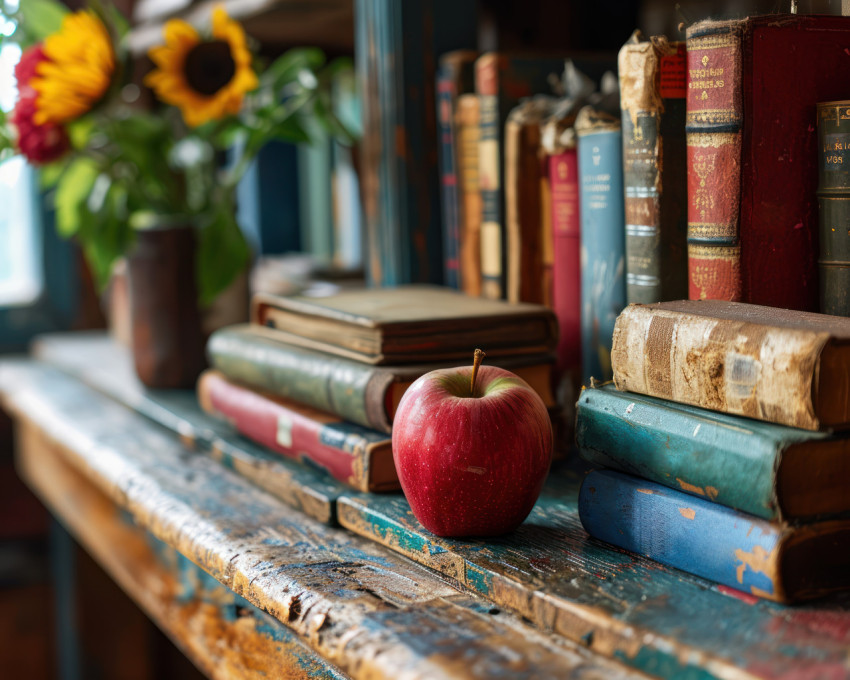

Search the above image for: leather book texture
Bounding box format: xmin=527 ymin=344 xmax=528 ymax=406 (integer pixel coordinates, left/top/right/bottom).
xmin=456 ymin=94 xmax=483 ymax=297
xmin=619 ymin=31 xmax=688 ymax=304
xmin=198 ymin=370 xmax=399 ymax=493
xmin=576 ymin=106 xmax=626 ymax=384
xmin=252 ymin=285 xmax=559 ymax=364
xmin=579 ymin=469 xmax=850 ymax=603
xmin=817 ymin=100 xmax=850 ymax=316
xmin=611 ymin=300 xmax=850 ymax=430
xmin=576 ymin=385 xmax=850 ymax=521
xmin=437 ymin=51 xmax=478 ymax=290
xmin=505 ymin=97 xmax=558 ymax=304
xmin=686 ymin=15 xmax=850 ymax=310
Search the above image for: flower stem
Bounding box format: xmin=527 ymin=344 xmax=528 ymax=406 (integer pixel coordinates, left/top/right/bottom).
xmin=470 ymin=348 xmax=486 ymax=397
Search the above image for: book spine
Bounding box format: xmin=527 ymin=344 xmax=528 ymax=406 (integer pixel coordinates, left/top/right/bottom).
xmin=620 ymin=38 xmax=688 ymax=304
xmin=207 ymin=328 xmax=393 ymax=433
xmin=198 ymin=372 xmax=390 ymax=493
xmin=575 ymin=387 xmax=780 ymax=519
xmin=477 ymin=55 xmax=504 ymax=299
xmin=505 ymin=118 xmax=545 ymax=304
xmin=550 ymin=148 xmax=582 ymax=378
xmin=578 ymin=470 xmax=787 ymax=602
xmin=539 ymin=150 xmax=554 ymax=309
xmin=685 ymin=21 xmax=743 ymax=302
xmin=437 ymin=68 xmax=461 ymax=289
xmin=817 ymin=101 xmax=850 ymax=316
xmin=456 ymin=94 xmax=483 ymax=297
xmin=576 ymin=112 xmax=626 ymax=384
xmin=610 ymin=304 xmax=827 ymax=430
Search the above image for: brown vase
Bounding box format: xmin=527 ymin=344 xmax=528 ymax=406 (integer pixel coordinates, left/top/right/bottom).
xmin=126 ymin=225 xmax=206 ymax=388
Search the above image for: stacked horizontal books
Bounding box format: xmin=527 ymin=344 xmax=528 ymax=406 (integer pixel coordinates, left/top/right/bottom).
xmin=198 ymin=285 xmax=558 ymax=493
xmin=575 ymin=300 xmax=850 ymax=603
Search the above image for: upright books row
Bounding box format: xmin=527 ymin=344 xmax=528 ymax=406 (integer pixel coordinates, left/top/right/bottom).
xmin=437 ymin=14 xmax=850 ymax=384
xmin=199 ymin=285 xmax=558 ymax=493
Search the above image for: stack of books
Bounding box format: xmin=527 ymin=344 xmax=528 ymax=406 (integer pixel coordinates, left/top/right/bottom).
xmin=575 ymin=300 xmax=850 ymax=603
xmin=197 ymin=285 xmax=558 ymax=493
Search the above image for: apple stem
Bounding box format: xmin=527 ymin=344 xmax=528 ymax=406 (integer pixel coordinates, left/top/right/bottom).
xmin=470 ymin=348 xmax=486 ymax=397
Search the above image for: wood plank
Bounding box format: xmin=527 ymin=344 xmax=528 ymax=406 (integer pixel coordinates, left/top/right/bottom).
xmin=337 ymin=467 xmax=850 ymax=680
xmin=16 ymin=419 xmax=346 ymax=680
xmin=1 ymin=360 xmax=645 ymax=680
xmin=33 ymin=333 xmax=343 ymax=525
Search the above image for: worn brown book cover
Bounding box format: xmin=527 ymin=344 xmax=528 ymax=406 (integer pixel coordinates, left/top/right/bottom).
xmin=252 ymin=285 xmax=558 ymax=365
xmin=612 ymin=300 xmax=850 ymax=430
xmin=456 ymin=93 xmax=483 ymax=297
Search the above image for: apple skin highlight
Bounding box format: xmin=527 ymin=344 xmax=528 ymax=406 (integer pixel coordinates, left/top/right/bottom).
xmin=392 ymin=364 xmax=553 ymax=537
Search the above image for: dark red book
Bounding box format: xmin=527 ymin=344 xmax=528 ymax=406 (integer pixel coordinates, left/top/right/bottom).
xmin=685 ymin=15 xmax=850 ymax=310
xmin=198 ymin=371 xmax=399 ymax=493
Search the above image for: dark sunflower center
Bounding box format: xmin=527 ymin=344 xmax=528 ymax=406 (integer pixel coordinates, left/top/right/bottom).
xmin=184 ymin=40 xmax=236 ymax=96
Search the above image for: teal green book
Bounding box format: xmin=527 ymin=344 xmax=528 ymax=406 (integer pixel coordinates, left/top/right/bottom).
xmin=576 ymin=385 xmax=850 ymax=521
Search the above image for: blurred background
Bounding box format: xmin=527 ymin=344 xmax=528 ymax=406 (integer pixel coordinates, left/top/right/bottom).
xmin=0 ymin=0 xmax=843 ymax=677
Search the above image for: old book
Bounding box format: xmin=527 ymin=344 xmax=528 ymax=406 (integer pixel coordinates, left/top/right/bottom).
xmin=208 ymin=324 xmax=555 ymax=434
xmin=576 ymin=385 xmax=850 ymax=521
xmin=579 ymin=469 xmax=850 ymax=603
xmin=456 ymin=94 xmax=483 ymax=297
xmin=252 ymin=285 xmax=558 ymax=365
xmin=685 ymin=15 xmax=850 ymax=309
xmin=817 ymin=100 xmax=850 ymax=317
xmin=505 ymin=96 xmax=558 ymax=304
xmin=619 ymin=31 xmax=687 ymax=304
xmin=437 ymin=51 xmax=479 ymax=290
xmin=611 ymin=300 xmax=850 ymax=430
xmin=576 ymin=106 xmax=626 ymax=383
xmin=198 ymin=370 xmax=399 ymax=492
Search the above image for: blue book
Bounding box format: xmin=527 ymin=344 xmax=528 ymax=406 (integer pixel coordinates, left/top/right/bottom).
xmin=576 ymin=385 xmax=850 ymax=521
xmin=576 ymin=106 xmax=626 ymax=384
xmin=579 ymin=469 xmax=850 ymax=603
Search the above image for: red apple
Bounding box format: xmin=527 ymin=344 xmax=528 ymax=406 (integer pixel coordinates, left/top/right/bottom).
xmin=392 ymin=350 xmax=552 ymax=537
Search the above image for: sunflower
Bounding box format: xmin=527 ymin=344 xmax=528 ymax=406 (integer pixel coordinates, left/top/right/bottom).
xmin=145 ymin=8 xmax=258 ymax=128
xmin=31 ymin=11 xmax=115 ymax=125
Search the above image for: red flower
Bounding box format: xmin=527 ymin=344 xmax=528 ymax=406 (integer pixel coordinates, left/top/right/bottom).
xmin=14 ymin=44 xmax=47 ymax=100
xmin=10 ymin=44 xmax=70 ymax=164
xmin=10 ymin=96 xmax=70 ymax=164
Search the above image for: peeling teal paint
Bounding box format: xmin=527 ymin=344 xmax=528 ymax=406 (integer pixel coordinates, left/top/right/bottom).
xmin=614 ymin=648 xmax=720 ymax=680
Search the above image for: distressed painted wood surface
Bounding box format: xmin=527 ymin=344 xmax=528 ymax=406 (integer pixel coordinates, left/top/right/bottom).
xmin=0 ymin=360 xmax=645 ymax=680
xmin=16 ymin=419 xmax=346 ymax=680
xmin=33 ymin=332 xmax=343 ymax=525
xmin=338 ymin=464 xmax=850 ymax=680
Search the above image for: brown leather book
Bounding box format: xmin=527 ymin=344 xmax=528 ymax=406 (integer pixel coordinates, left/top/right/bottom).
xmin=252 ymin=285 xmax=558 ymax=365
xmin=612 ymin=300 xmax=850 ymax=430
xmin=456 ymin=93 xmax=483 ymax=297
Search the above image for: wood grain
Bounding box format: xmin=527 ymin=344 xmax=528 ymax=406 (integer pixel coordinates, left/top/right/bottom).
xmin=33 ymin=333 xmax=342 ymax=525
xmin=16 ymin=420 xmax=344 ymax=680
xmin=1 ymin=360 xmax=644 ymax=680
xmin=337 ymin=464 xmax=850 ymax=680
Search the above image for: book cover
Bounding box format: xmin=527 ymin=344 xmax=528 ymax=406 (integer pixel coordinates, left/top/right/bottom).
xmin=576 ymin=106 xmax=626 ymax=383
xmin=611 ymin=300 xmax=850 ymax=430
xmin=579 ymin=469 xmax=850 ymax=603
xmin=198 ymin=370 xmax=399 ymax=493
xmin=456 ymin=94 xmax=483 ymax=297
xmin=252 ymin=284 xmax=559 ymax=364
xmin=685 ymin=15 xmax=850 ymax=310
xmin=208 ymin=325 xmax=556 ymax=434
xmin=576 ymin=385 xmax=850 ymax=521
xmin=817 ymin=100 xmax=850 ymax=317
xmin=437 ymin=51 xmax=478 ymax=290
xmin=505 ymin=96 xmax=558 ymax=304
xmin=476 ymin=54 xmax=605 ymax=299
xmin=619 ymin=31 xmax=687 ymax=304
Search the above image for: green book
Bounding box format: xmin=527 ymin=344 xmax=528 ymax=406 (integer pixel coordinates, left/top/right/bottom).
xmin=576 ymin=385 xmax=850 ymax=521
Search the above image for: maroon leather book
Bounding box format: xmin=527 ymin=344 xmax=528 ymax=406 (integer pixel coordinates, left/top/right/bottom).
xmin=685 ymin=14 xmax=850 ymax=310
xmin=198 ymin=371 xmax=399 ymax=493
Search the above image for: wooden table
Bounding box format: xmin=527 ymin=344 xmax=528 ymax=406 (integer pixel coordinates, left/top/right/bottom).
xmin=4 ymin=333 xmax=850 ymax=679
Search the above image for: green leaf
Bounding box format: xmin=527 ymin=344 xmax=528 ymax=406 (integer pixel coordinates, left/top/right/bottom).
xmin=54 ymin=157 xmax=98 ymax=237
xmin=38 ymin=159 xmax=68 ymax=189
xmin=17 ymin=0 xmax=67 ymax=43
xmin=262 ymin=48 xmax=326 ymax=91
xmin=196 ymin=204 xmax=250 ymax=307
